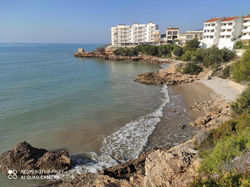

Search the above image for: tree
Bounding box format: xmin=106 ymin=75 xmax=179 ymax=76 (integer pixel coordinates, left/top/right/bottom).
xmin=184 ymin=38 xmax=200 ymax=51
xmin=173 ymin=46 xmax=183 ymax=57
xmin=182 ymin=62 xmax=203 ymax=75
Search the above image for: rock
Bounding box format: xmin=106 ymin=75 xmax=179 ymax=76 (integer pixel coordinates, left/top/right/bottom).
xmin=135 ymin=71 xmax=199 ymax=86
xmin=0 ymin=142 xmax=72 ymax=175
xmin=144 ymin=139 xmax=199 ymax=187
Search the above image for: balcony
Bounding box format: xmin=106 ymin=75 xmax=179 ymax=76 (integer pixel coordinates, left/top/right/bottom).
xmin=242 ymin=27 xmax=250 ymax=33
xmin=221 ymin=25 xmax=233 ymax=30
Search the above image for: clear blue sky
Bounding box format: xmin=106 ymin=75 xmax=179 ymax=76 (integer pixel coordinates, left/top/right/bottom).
xmin=0 ymin=0 xmax=249 ymax=43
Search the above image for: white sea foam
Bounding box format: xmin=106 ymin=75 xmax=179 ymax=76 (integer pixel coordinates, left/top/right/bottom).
xmin=62 ymin=85 xmax=170 ymax=178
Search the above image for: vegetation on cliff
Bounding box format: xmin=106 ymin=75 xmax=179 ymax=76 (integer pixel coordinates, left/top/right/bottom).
xmin=192 ymin=87 xmax=250 ymax=186
xmin=233 ymin=49 xmax=250 ymax=82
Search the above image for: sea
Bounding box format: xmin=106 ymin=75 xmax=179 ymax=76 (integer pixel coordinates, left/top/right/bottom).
xmin=0 ymin=43 xmax=172 ymax=186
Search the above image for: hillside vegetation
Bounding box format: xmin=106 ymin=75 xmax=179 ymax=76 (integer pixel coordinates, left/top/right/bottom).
xmin=192 ymin=85 xmax=250 ymax=186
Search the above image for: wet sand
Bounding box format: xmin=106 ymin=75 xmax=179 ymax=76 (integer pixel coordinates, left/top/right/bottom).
xmin=148 ymin=82 xmax=218 ymax=149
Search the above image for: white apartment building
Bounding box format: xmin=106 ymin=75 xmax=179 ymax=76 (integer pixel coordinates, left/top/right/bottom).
xmin=202 ymin=17 xmax=225 ymax=48
xmin=218 ymin=16 xmax=243 ymax=50
xmin=111 ymin=22 xmax=160 ymax=46
xmin=242 ymin=15 xmax=250 ymax=41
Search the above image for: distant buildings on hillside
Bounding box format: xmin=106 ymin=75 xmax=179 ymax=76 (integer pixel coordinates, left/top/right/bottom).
xmin=111 ymin=14 xmax=250 ymax=50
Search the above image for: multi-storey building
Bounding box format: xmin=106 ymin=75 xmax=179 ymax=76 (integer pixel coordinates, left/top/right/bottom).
xmin=166 ymin=27 xmax=179 ymax=43
xmin=218 ymin=16 xmax=243 ymax=50
xmin=111 ymin=22 xmax=160 ymax=46
xmin=242 ymin=15 xmax=250 ymax=41
xmin=201 ymin=17 xmax=225 ymax=48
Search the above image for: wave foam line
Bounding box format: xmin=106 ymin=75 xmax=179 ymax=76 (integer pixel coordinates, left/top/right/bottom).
xmin=63 ymin=85 xmax=170 ymax=177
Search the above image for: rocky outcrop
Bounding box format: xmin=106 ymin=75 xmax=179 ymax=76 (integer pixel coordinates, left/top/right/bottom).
xmin=135 ymin=71 xmax=198 ymax=85
xmin=45 ymin=139 xmax=200 ymax=187
xmin=134 ymin=62 xmax=199 ymax=85
xmin=74 ymin=49 xmax=171 ymax=64
xmin=144 ymin=138 xmax=200 ymax=187
xmin=190 ymin=98 xmax=231 ymax=128
xmin=0 ymin=142 xmax=72 ymax=175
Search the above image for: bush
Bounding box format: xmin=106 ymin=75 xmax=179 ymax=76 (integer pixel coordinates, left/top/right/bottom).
xmin=233 ymin=49 xmax=250 ymax=82
xmin=220 ymin=48 xmax=235 ymax=62
xmin=96 ymin=46 xmax=105 ymax=53
xmin=198 ymin=111 xmax=250 ymax=174
xmin=182 ymin=62 xmax=203 ymax=75
xmin=220 ymin=65 xmax=231 ymax=79
xmin=202 ymin=47 xmax=235 ymax=68
xmin=173 ymin=46 xmax=183 ymax=57
xmin=135 ymin=45 xmax=159 ymax=56
xmin=181 ymin=50 xmax=194 ymax=61
xmin=158 ymin=45 xmax=171 ymax=57
xmin=113 ymin=47 xmax=138 ymax=56
xmin=191 ymin=172 xmax=250 ymax=187
xmin=231 ymin=86 xmax=250 ymax=115
xmin=184 ymin=38 xmax=200 ymax=51
xmin=234 ymin=41 xmax=243 ymax=49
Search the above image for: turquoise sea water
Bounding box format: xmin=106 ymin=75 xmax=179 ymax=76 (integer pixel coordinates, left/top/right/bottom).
xmin=0 ymin=43 xmax=166 ymax=186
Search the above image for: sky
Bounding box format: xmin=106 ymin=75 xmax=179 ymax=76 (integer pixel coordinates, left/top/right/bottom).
xmin=0 ymin=0 xmax=249 ymax=44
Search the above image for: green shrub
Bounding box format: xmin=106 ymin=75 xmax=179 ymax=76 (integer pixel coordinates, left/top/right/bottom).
xmin=220 ymin=65 xmax=231 ymax=79
xmin=158 ymin=45 xmax=171 ymax=57
xmin=231 ymin=86 xmax=250 ymax=115
xmin=173 ymin=46 xmax=183 ymax=57
xmin=135 ymin=45 xmax=159 ymax=56
xmin=198 ymin=111 xmax=250 ymax=173
xmin=184 ymin=38 xmax=200 ymax=51
xmin=113 ymin=47 xmax=138 ymax=56
xmin=191 ymin=172 xmax=250 ymax=187
xmin=220 ymin=48 xmax=235 ymax=62
xmin=181 ymin=50 xmax=194 ymax=61
xmin=234 ymin=41 xmax=243 ymax=49
xmin=202 ymin=47 xmax=235 ymax=68
xmin=182 ymin=62 xmax=203 ymax=75
xmin=233 ymin=49 xmax=250 ymax=82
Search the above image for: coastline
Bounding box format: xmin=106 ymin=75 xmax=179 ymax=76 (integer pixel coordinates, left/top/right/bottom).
xmin=0 ymin=56 xmax=246 ymax=186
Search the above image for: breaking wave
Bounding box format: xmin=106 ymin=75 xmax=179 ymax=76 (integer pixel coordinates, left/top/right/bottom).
xmin=62 ymin=85 xmax=170 ymax=177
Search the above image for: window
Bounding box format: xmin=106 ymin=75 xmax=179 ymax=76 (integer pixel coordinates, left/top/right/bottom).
xmin=226 ymin=35 xmax=230 ymax=38
xmin=228 ymin=23 xmax=233 ymax=26
xmin=227 ymin=29 xmax=232 ymax=32
xmin=211 ymin=29 xmax=214 ymax=32
xmin=212 ymin=24 xmax=215 ymax=26
xmin=210 ymin=36 xmax=213 ymax=39
xmin=167 ymin=31 xmax=172 ymax=35
xmin=173 ymin=31 xmax=178 ymax=35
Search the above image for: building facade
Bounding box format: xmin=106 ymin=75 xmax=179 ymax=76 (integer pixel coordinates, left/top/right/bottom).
xmin=179 ymin=30 xmax=203 ymax=45
xmin=186 ymin=30 xmax=203 ymax=41
xmin=218 ymin=16 xmax=243 ymax=50
xmin=179 ymin=33 xmax=195 ymax=45
xmin=111 ymin=22 xmax=160 ymax=46
xmin=242 ymin=15 xmax=250 ymax=41
xmin=202 ymin=17 xmax=225 ymax=48
xmin=166 ymin=27 xmax=179 ymax=43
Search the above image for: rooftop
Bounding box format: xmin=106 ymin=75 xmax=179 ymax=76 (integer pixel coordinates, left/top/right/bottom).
xmin=167 ymin=27 xmax=179 ymax=30
xmin=205 ymin=17 xmax=224 ymax=23
xmin=244 ymin=14 xmax=250 ymax=19
xmin=222 ymin=16 xmax=238 ymax=22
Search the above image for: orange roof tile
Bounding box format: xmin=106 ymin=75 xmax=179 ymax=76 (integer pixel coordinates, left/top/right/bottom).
xmin=244 ymin=14 xmax=250 ymax=18
xmin=222 ymin=16 xmax=238 ymax=22
xmin=205 ymin=17 xmax=223 ymax=23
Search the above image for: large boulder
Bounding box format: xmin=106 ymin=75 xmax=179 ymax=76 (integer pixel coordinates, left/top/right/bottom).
xmin=0 ymin=142 xmax=72 ymax=175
